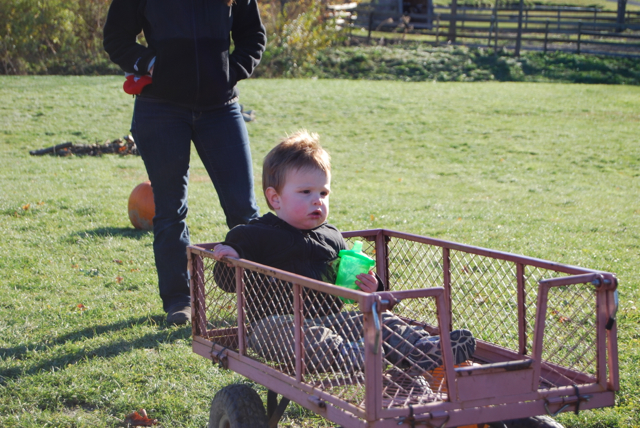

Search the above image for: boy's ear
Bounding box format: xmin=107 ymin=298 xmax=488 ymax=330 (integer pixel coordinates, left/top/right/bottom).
xmin=265 ymin=187 xmax=280 ymax=210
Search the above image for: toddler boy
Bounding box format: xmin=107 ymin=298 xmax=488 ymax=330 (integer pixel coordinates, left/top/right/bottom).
xmin=212 ymin=130 xmax=475 ymax=376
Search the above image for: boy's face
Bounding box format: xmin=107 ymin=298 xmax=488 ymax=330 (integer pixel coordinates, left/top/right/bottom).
xmin=266 ymin=167 xmax=330 ymax=230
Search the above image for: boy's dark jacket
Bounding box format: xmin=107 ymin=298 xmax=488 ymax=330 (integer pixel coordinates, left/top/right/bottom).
xmin=103 ymin=0 xmax=266 ymax=109
xmin=215 ymin=213 xmax=348 ymax=322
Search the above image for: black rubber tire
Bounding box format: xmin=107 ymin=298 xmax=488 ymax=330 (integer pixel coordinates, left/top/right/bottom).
xmin=208 ymin=384 xmax=268 ymax=428
xmin=487 ymin=415 xmax=565 ymax=428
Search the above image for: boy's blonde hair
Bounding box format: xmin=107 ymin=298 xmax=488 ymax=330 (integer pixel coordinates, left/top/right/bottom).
xmin=262 ymin=130 xmax=331 ymax=210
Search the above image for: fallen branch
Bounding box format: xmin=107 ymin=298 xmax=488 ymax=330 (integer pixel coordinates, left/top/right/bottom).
xmin=28 ymin=142 xmax=73 ymax=156
xmin=29 ymin=135 xmax=139 ymax=157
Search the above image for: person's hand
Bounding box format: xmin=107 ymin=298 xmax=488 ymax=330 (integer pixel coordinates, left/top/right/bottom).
xmin=212 ymin=244 xmax=239 ymax=267
xmin=355 ymin=270 xmax=377 ymax=293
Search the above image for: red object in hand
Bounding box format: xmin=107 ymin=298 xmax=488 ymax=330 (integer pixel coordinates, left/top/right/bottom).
xmin=123 ymin=74 xmax=152 ymax=95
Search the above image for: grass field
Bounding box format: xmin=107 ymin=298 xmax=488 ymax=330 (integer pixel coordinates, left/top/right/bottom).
xmin=1 ymin=76 xmax=639 ymax=427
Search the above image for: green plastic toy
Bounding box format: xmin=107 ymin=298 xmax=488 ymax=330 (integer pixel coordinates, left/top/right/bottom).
xmin=335 ymin=241 xmax=375 ymax=303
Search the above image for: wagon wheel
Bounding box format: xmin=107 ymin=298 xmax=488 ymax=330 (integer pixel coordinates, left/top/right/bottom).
xmin=209 ymin=384 xmax=268 ymax=428
xmin=487 ymin=415 xmax=565 ymax=428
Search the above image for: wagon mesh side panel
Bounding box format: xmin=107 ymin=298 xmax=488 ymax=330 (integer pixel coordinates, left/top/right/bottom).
xmin=380 ymin=294 xmax=449 ymax=407
xmin=193 ymin=247 xmax=447 ymax=408
xmin=524 ymin=267 xmax=566 ymax=356
xmin=300 ymin=289 xmax=367 ymax=408
xmin=295 ymin=289 xmax=447 ymax=409
xmin=525 ymin=267 xmax=598 ymax=389
xmin=192 ymin=255 xmax=240 ymax=350
xmin=449 ymin=251 xmax=519 ymax=350
xmin=243 ymin=270 xmax=298 ymax=375
xmin=378 ymin=235 xmax=602 ymax=391
xmin=384 ymin=238 xmax=442 ymax=326
xmin=364 ymin=237 xmax=453 ymax=406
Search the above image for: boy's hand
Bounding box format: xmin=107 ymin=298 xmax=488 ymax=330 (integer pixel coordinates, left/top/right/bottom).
xmin=212 ymin=244 xmax=239 ymax=267
xmin=355 ymin=270 xmax=377 ymax=293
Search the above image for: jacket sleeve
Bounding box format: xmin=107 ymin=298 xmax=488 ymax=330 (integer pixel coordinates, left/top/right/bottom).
xmin=213 ymin=226 xmax=254 ymax=293
xmin=103 ymin=0 xmax=156 ymax=74
xmin=229 ymin=0 xmax=267 ymax=84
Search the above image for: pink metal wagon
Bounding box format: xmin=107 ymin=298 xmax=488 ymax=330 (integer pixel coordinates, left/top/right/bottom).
xmin=188 ymin=229 xmax=619 ymax=428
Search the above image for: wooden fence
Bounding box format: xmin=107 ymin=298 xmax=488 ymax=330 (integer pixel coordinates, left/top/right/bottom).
xmin=328 ymin=2 xmax=640 ymax=56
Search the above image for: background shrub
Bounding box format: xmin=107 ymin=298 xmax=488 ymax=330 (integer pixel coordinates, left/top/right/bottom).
xmin=256 ymin=0 xmax=345 ymax=78
xmin=0 ymin=0 xmax=116 ymax=75
xmin=0 ymin=0 xmax=341 ymax=76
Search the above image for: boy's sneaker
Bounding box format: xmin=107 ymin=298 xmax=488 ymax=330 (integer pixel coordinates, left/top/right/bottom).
xmin=406 ymin=329 xmax=476 ymax=372
xmin=166 ymin=305 xmax=191 ymax=326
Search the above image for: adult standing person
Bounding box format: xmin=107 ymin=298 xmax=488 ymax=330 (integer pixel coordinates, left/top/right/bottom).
xmin=103 ymin=0 xmax=266 ymax=325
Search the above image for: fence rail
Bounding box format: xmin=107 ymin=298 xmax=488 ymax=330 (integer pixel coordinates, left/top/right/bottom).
xmin=333 ymin=2 xmax=640 ymax=56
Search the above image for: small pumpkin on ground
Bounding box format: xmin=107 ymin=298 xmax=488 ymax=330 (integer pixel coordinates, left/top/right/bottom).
xmin=128 ymin=181 xmax=155 ymax=230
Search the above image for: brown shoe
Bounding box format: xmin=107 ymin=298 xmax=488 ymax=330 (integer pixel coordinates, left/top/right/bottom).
xmin=167 ymin=306 xmax=191 ymax=325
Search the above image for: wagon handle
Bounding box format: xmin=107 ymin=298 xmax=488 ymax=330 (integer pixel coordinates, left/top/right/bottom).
xmin=372 ymin=301 xmax=381 ymax=354
xmin=372 ymin=298 xmax=390 ymax=354
xmin=605 ymin=290 xmax=619 ymax=330
xmin=544 ymin=402 xmax=571 ymax=417
xmin=544 ymin=385 xmax=592 ymax=417
xmin=211 ymin=344 xmax=229 ymax=370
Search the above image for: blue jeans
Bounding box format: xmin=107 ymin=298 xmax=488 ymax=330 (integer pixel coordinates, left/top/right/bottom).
xmin=131 ymin=97 xmax=259 ymax=313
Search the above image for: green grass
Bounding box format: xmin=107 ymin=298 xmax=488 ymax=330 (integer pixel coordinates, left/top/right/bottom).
xmin=1 ymin=76 xmax=639 ymax=427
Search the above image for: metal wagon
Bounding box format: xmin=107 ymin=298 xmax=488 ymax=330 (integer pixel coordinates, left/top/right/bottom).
xmin=188 ymin=229 xmax=619 ymax=428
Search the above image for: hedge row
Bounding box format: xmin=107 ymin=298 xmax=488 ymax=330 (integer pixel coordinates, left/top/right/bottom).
xmin=310 ymin=44 xmax=640 ymax=84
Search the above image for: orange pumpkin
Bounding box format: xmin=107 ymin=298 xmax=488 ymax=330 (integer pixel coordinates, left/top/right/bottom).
xmin=424 ymin=360 xmax=476 ymax=394
xmin=128 ymin=181 xmax=155 ymax=230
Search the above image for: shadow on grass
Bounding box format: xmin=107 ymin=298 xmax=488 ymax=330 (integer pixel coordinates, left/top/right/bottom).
xmin=0 ymin=314 xmax=190 ymax=383
xmin=75 ymin=226 xmax=153 ymax=240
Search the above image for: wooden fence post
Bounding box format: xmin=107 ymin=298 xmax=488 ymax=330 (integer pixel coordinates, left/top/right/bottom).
xmin=577 ymin=20 xmax=582 ymax=54
xmin=544 ymin=20 xmax=549 ymax=54
xmin=494 ymin=15 xmax=499 ymax=52
xmin=448 ymin=0 xmax=458 ymax=42
xmin=367 ymin=10 xmax=374 ymax=43
xmin=617 ymin=0 xmax=627 ymax=33
xmin=491 ymin=0 xmax=499 ymax=52
xmin=488 ymin=15 xmax=494 ymax=47
xmin=515 ymin=0 xmax=524 ymax=56
xmin=436 ymin=13 xmax=441 ymax=45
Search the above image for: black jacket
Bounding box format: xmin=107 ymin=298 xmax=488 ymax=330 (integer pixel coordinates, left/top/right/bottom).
xmin=215 ymin=213 xmax=348 ymax=322
xmin=103 ymin=0 xmax=266 ymax=109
